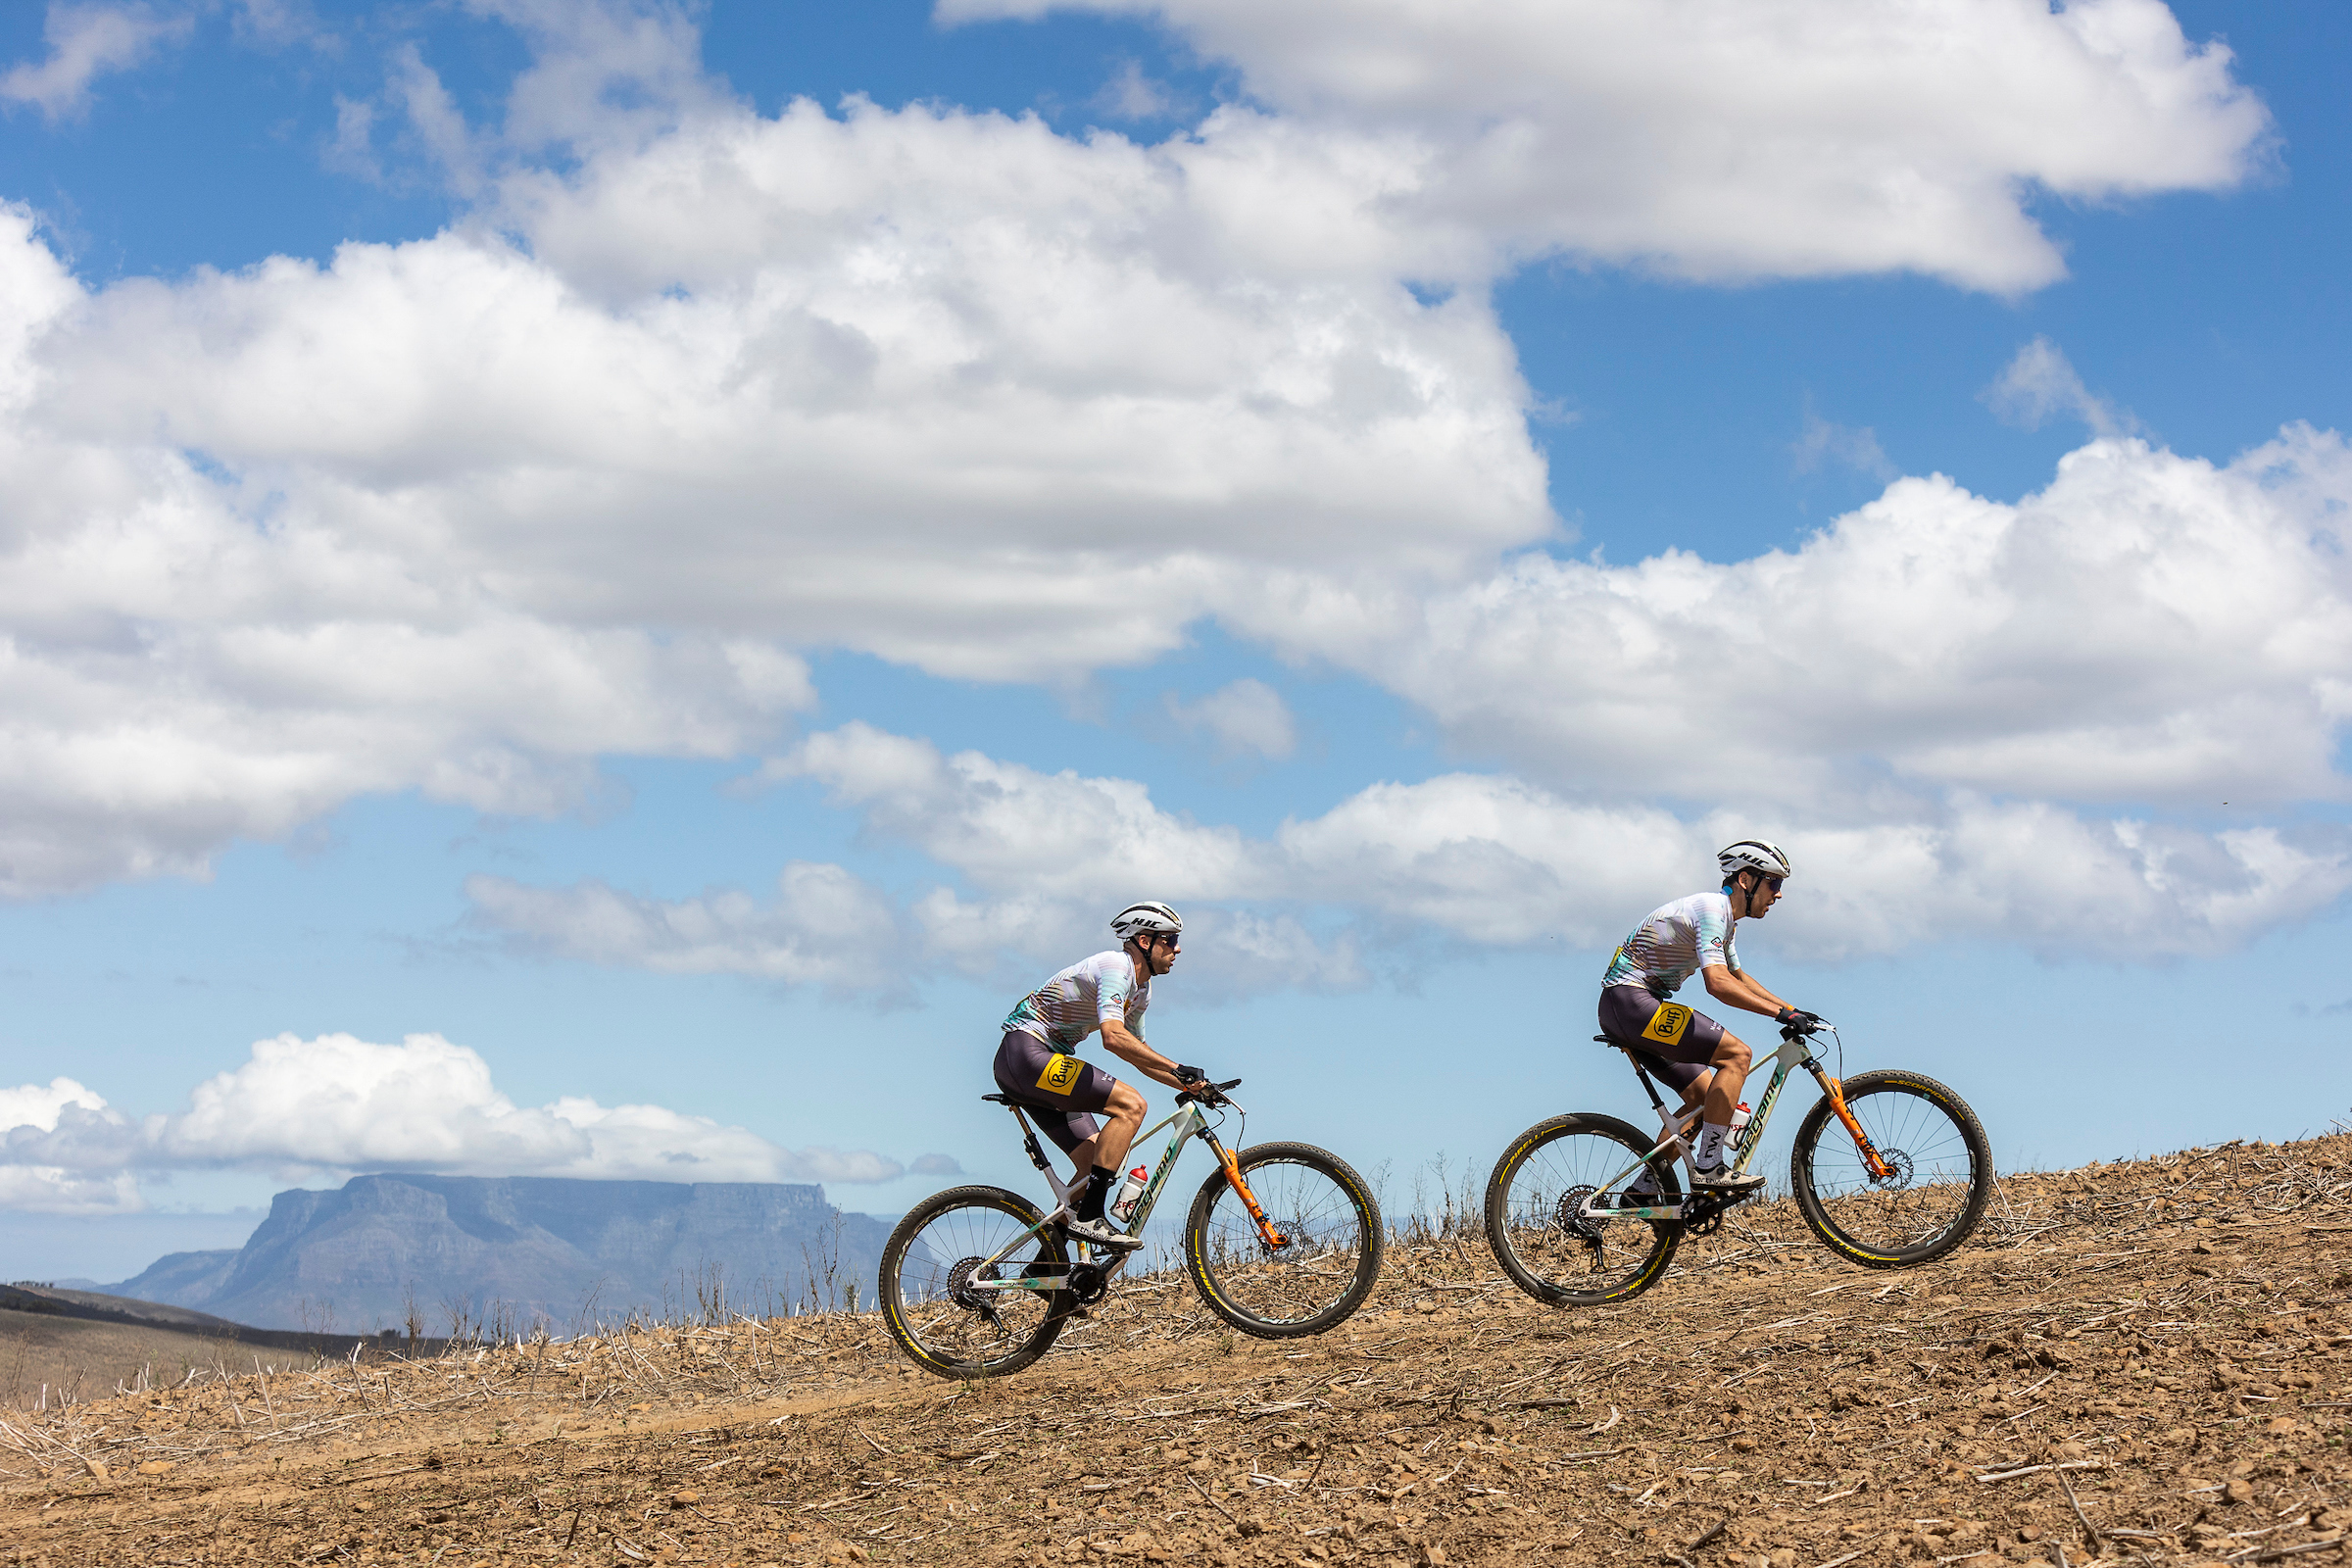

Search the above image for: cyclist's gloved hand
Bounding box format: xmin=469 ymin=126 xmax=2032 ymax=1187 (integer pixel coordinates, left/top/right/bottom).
xmin=1776 ymin=1006 xmax=1824 ymax=1035
xmin=1174 ymin=1063 xmax=1206 ymax=1086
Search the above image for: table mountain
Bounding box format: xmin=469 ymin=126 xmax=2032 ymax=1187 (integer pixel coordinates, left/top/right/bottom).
xmin=105 ymin=1173 xmax=890 ymax=1334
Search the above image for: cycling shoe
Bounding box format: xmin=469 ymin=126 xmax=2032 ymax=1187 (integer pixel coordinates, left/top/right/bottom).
xmin=1687 ymin=1165 xmax=1766 ymax=1194
xmin=1059 ymin=1215 xmax=1144 ymax=1250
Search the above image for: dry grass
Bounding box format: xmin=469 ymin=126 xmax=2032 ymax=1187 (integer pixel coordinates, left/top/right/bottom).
xmin=0 ymin=1311 xmax=267 ymax=1415
xmin=4 ymin=1131 xmax=2352 ymax=1567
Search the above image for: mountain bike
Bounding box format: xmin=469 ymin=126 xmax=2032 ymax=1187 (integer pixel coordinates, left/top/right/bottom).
xmin=880 ymin=1079 xmax=1384 ymax=1378
xmin=1485 ymin=1023 xmax=1990 ymax=1306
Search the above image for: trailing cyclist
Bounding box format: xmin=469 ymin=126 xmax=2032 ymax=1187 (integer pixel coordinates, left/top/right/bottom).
xmin=993 ymin=902 xmax=1218 ymax=1250
xmin=1598 ymin=840 xmax=1824 ymax=1195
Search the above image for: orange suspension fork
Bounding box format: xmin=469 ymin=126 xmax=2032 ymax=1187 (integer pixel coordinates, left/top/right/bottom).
xmin=1813 ymin=1067 xmax=1894 ymax=1181
xmin=1215 ymin=1143 xmax=1288 ymax=1249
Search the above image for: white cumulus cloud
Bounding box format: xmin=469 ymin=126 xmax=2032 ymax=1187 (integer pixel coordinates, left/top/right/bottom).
xmin=473 ymin=721 xmax=2339 ymax=992
xmin=948 ymin=0 xmax=2272 ymax=292
xmin=466 ymin=860 xmax=906 ymax=996
xmin=0 ymin=0 xmax=2332 ymax=992
xmin=1245 ymin=427 xmax=2352 ymax=814
xmin=1166 ymin=677 xmax=1298 ymax=760
xmin=0 ymin=1077 xmax=143 ymax=1213
xmin=1984 ymin=336 xmax=2140 ymax=437
xmin=0 ymin=3 xmax=191 ymax=122
xmin=0 ymin=1034 xmax=913 ymax=1212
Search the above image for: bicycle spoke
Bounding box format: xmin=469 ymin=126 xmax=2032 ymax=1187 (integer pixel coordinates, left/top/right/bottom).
xmin=1187 ymin=1147 xmax=1381 ymax=1335
xmin=1486 ymin=1115 xmax=1681 ymax=1306
xmin=1791 ymin=1072 xmax=1990 ymax=1266
xmin=881 ymin=1189 xmax=1066 ymax=1377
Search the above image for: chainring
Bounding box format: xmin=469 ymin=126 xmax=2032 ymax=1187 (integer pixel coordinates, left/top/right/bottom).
xmin=1064 ymin=1262 xmax=1108 ymax=1305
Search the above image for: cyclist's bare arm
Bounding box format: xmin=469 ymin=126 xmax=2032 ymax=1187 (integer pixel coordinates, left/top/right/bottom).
xmin=1098 ymin=1019 xmax=1195 ymax=1090
xmin=1701 ymin=964 xmax=1791 ymax=1021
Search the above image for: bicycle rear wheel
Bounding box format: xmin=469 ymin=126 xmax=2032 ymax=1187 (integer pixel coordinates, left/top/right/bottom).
xmin=1484 ymin=1113 xmax=1683 ymax=1306
xmin=879 ymin=1186 xmax=1069 ymax=1378
xmin=1790 ymin=1069 xmax=1991 ymax=1268
xmin=1184 ymin=1142 xmax=1383 ymax=1339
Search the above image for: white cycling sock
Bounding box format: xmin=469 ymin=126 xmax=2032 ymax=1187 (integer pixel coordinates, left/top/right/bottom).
xmin=1693 ymin=1121 xmax=1730 ymax=1168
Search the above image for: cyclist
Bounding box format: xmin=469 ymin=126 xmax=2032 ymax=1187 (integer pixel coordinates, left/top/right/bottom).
xmin=1598 ymin=841 xmax=1822 ymax=1195
xmin=993 ymin=901 xmax=1216 ymax=1250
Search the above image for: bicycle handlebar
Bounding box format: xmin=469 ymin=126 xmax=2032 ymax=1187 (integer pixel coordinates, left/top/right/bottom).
xmin=1176 ymin=1077 xmax=1243 ymax=1105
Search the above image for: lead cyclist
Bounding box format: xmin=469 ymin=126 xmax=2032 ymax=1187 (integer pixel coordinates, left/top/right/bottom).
xmin=1598 ymin=840 xmax=1824 ymax=1196
xmin=991 ymin=902 xmax=1219 ymax=1251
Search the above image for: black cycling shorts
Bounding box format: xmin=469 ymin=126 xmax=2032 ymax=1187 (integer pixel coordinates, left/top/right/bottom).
xmin=1597 ymin=984 xmax=1728 ymax=1095
xmin=993 ymin=1030 xmax=1116 ymax=1155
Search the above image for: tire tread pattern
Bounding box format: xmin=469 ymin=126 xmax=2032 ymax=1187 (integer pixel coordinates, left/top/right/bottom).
xmin=1789 ymin=1069 xmax=1992 ymax=1269
xmin=879 ymin=1185 xmax=1066 ymax=1379
xmin=1483 ymin=1112 xmax=1683 ymax=1307
xmin=1182 ymin=1142 xmax=1383 ymax=1340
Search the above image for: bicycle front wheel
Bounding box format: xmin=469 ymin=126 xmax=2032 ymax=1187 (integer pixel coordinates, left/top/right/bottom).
xmin=1484 ymin=1113 xmax=1683 ymax=1307
xmin=1184 ymin=1142 xmax=1383 ymax=1339
xmin=879 ymin=1186 xmax=1069 ymax=1378
xmin=1791 ymin=1069 xmax=1991 ymax=1267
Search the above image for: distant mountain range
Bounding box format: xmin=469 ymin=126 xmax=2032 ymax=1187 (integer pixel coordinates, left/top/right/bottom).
xmin=103 ymin=1173 xmax=891 ymax=1334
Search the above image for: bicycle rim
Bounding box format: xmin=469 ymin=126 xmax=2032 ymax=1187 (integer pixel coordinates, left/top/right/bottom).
xmin=880 ymin=1186 xmax=1068 ymax=1378
xmin=1483 ymin=1113 xmax=1682 ymax=1307
xmin=1184 ymin=1143 xmax=1383 ymax=1339
xmin=1791 ymin=1070 xmax=1991 ymax=1268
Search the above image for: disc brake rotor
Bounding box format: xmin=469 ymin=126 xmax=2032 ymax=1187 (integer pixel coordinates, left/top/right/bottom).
xmin=1868 ymin=1148 xmax=1916 ymax=1190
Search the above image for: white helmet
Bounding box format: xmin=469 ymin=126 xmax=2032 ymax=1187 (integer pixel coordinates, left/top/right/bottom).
xmin=1717 ymin=840 xmax=1793 ymax=882
xmin=1110 ymin=901 xmax=1184 ymax=941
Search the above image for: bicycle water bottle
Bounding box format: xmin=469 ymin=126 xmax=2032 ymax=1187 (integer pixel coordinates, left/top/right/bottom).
xmin=1728 ymin=1102 xmax=1752 ymax=1142
xmin=1108 ymin=1165 xmax=1149 ymax=1226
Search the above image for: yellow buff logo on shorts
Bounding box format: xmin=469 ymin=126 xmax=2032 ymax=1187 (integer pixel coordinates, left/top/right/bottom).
xmin=1036 ymin=1054 xmax=1084 ymax=1095
xmin=1642 ymin=1004 xmax=1692 ymax=1047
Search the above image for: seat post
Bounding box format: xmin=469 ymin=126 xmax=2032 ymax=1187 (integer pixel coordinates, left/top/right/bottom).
xmin=1595 ymin=1034 xmax=1670 ymax=1110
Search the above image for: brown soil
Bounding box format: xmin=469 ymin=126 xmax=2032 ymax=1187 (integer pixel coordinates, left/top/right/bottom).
xmin=4 ymin=1133 xmax=2350 ymax=1568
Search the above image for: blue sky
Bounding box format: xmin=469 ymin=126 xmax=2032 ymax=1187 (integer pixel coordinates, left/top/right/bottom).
xmin=0 ymin=0 xmax=2346 ymax=1283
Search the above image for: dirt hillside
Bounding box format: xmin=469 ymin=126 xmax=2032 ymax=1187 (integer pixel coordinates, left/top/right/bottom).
xmin=4 ymin=1132 xmax=2350 ymax=1568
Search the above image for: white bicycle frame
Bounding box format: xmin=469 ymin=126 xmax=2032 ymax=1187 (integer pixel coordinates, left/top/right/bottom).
xmin=959 ymin=1092 xmax=1284 ymax=1296
xmin=1576 ymin=1026 xmax=1890 ymax=1223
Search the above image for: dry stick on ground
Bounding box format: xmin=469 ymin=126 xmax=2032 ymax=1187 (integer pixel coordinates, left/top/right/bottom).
xmin=2055 ymin=1464 xmax=2104 ymax=1553
xmin=1184 ymin=1472 xmax=1239 ymax=1526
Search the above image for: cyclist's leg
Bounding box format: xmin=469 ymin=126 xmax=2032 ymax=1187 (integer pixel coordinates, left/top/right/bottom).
xmin=1086 ymin=1080 xmax=1148 ymax=1170
xmin=1601 ymin=987 xmax=1751 ymax=1177
xmin=1700 ymin=1032 xmax=1752 ymax=1127
xmin=994 ymin=1031 xmax=1132 ymax=1221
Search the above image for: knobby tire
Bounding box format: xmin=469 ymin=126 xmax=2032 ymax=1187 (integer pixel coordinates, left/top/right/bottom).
xmin=879 ymin=1185 xmax=1069 ymax=1379
xmin=1484 ymin=1112 xmax=1683 ymax=1307
xmin=1183 ymin=1142 xmax=1383 ymax=1339
xmin=1790 ymin=1068 xmax=1991 ymax=1268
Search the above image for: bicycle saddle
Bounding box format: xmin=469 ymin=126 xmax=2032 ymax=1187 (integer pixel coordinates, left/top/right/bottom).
xmin=981 ymin=1093 xmax=1015 ymax=1105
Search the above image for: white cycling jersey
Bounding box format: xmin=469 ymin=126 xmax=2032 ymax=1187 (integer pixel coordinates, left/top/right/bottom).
xmin=1003 ymin=950 xmax=1149 ymax=1051
xmin=1600 ymin=891 xmax=1741 ymax=999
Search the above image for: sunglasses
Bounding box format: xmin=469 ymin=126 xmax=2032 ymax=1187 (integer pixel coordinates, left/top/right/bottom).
xmin=1759 ymin=875 xmax=1784 ymax=894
